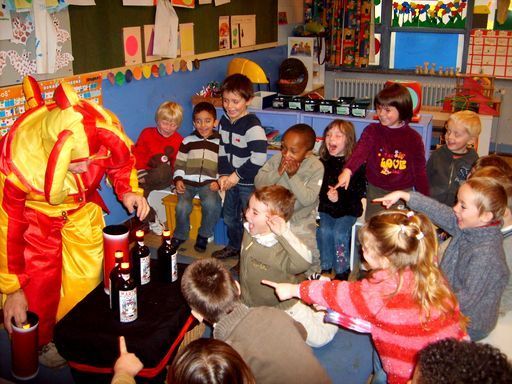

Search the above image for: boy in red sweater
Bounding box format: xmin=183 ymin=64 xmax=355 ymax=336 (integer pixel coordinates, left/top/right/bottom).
xmin=133 ymin=101 xmax=184 ymax=234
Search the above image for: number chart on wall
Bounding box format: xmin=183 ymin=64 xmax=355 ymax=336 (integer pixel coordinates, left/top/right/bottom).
xmin=0 ymin=73 xmax=103 ymax=137
xmin=467 ymin=29 xmax=512 ymax=79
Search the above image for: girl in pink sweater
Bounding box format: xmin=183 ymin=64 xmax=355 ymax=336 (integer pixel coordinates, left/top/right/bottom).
xmin=263 ymin=210 xmax=467 ymax=384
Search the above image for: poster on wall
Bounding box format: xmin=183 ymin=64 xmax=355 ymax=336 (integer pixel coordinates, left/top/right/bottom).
xmin=0 ymin=9 xmax=73 ymax=87
xmin=123 ymin=26 xmax=143 ymax=66
xmin=467 ymin=29 xmax=512 ymax=79
xmin=0 ymin=73 xmax=103 ymax=136
xmin=230 ymin=15 xmax=255 ymax=48
xmin=218 ymin=16 xmax=230 ymax=50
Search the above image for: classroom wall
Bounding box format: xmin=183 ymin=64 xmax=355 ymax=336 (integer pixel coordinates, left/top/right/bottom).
xmin=324 ymin=70 xmax=512 ymax=154
xmin=100 ymin=46 xmax=287 ymax=225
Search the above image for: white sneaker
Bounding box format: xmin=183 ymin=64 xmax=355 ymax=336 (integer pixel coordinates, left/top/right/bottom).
xmin=149 ymin=221 xmax=164 ymax=236
xmin=38 ymin=342 xmax=67 ymax=368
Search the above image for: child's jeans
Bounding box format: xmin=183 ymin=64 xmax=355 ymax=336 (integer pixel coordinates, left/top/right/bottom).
xmin=223 ymin=184 xmax=253 ymax=251
xmin=174 ymin=184 xmax=221 ymax=241
xmin=317 ymin=212 xmax=356 ymax=274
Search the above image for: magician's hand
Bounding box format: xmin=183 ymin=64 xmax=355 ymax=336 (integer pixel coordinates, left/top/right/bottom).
xmin=122 ymin=192 xmax=150 ymax=220
xmin=3 ymin=289 xmax=28 ymax=334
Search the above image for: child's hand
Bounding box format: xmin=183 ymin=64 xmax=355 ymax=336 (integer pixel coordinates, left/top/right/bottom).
xmin=278 ymin=157 xmax=287 ymax=176
xmin=267 ymin=215 xmax=286 ymax=236
xmin=335 ymin=168 xmax=352 ymax=190
xmin=220 ymin=172 xmax=239 ymax=191
xmin=209 ymin=181 xmax=220 ymax=192
xmin=113 ymin=336 xmax=143 ymax=378
xmin=218 ymin=176 xmax=229 ymax=191
xmin=285 ymin=159 xmax=300 ymax=178
xmin=175 ymin=180 xmax=186 ymax=194
xmin=261 ymin=280 xmax=300 ymax=301
xmin=373 ymin=191 xmax=410 ymax=209
xmin=327 ymin=186 xmax=338 ymax=202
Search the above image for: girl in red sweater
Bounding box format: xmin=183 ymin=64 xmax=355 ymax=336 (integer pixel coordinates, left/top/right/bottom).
xmin=263 ymin=210 xmax=467 ymax=384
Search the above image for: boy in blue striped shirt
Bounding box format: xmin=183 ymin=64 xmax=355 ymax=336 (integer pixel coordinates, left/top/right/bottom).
xmin=213 ymin=74 xmax=267 ymax=260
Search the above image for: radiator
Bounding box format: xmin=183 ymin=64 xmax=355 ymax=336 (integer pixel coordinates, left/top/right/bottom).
xmin=333 ymin=78 xmax=456 ymax=107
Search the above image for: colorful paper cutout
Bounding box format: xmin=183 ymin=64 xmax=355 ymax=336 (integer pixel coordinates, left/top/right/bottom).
xmin=115 ymin=71 xmax=125 ymax=85
xmin=158 ymin=63 xmax=166 ymax=76
xmin=179 ymin=23 xmax=195 ymax=57
xmin=143 ymin=24 xmax=161 ymax=62
xmin=171 ymin=0 xmax=194 ymax=8
xmin=166 ymin=62 xmax=173 ymax=75
xmin=107 ymin=72 xmax=115 ymax=84
xmin=219 ymin=16 xmax=230 ymax=50
xmin=123 ymin=26 xmax=142 ymax=66
xmin=151 ymin=64 xmax=159 ymax=77
xmin=10 ymin=15 xmax=34 ymax=45
xmin=125 ymin=69 xmax=133 ymax=82
xmin=132 ymin=66 xmax=142 ymax=80
xmin=142 ymin=65 xmax=151 ymax=78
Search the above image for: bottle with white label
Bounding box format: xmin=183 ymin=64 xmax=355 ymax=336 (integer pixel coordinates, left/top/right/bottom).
xmin=116 ymin=262 xmax=138 ymax=323
xmin=157 ymin=230 xmax=178 ymax=283
xmin=131 ymin=230 xmax=151 ymax=286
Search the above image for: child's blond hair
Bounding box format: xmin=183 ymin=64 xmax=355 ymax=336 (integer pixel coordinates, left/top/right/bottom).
xmin=448 ymin=110 xmax=481 ymax=138
xmin=155 ymin=101 xmax=183 ymax=126
xmin=359 ymin=210 xmax=466 ymax=326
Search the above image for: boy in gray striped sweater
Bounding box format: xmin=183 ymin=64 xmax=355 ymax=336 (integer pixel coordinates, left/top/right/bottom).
xmin=172 ymin=102 xmax=222 ymax=252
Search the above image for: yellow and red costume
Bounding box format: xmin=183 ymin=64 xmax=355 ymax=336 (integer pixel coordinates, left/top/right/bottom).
xmin=0 ymin=77 xmax=142 ymax=346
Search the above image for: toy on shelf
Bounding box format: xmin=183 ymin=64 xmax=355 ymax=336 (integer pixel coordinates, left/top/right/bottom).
xmin=441 ymin=74 xmax=501 ymax=116
xmin=191 ymin=81 xmax=222 ymax=106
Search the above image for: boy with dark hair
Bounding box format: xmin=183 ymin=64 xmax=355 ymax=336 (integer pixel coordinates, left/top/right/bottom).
xmin=172 ymin=102 xmax=221 ymax=252
xmin=255 ymin=123 xmax=324 ymax=275
xmin=411 ymin=338 xmax=512 ymax=384
xmin=181 ymin=259 xmax=331 ymax=384
xmin=213 ymin=74 xmax=267 ymax=260
xmin=241 ymin=185 xmax=338 ymax=347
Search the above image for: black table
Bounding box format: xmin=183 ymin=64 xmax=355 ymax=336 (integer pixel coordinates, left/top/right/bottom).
xmin=54 ymin=263 xmax=194 ymax=383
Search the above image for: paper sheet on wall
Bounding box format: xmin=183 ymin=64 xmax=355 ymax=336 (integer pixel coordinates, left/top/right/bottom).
xmin=123 ymin=0 xmax=154 ymax=5
xmin=218 ymin=15 xmax=230 ymax=50
xmin=67 ymin=0 xmax=96 ymax=5
xmin=143 ymin=24 xmax=161 ymax=62
xmin=214 ymin=0 xmax=230 ymax=6
xmin=179 ymin=23 xmax=194 ymax=57
xmin=0 ymin=1 xmax=13 ymax=41
xmin=199 ymin=0 xmax=212 ymax=4
xmin=172 ymin=0 xmax=194 ymax=8
xmin=153 ymin=0 xmax=179 ymax=58
xmin=230 ymin=15 xmax=255 ymax=48
xmin=31 ymin=0 xmax=58 ymax=74
xmin=123 ymin=26 xmax=142 ymax=65
xmin=0 ymin=10 xmax=73 ymax=87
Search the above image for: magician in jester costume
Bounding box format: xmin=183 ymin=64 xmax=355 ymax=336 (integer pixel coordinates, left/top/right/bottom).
xmin=0 ymin=77 xmax=149 ymax=362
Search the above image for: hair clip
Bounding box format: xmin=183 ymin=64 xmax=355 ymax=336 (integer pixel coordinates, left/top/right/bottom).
xmin=406 ymin=211 xmax=415 ymax=218
xmin=416 ymin=232 xmax=424 ymax=240
xmin=399 ymin=224 xmax=406 ymax=233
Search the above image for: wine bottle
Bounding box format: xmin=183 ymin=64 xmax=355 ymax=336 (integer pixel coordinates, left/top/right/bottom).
xmin=116 ymin=262 xmax=138 ymax=323
xmin=157 ymin=229 xmax=178 ymax=283
xmin=131 ymin=230 xmax=151 ymax=286
xmin=109 ymin=251 xmax=124 ymax=310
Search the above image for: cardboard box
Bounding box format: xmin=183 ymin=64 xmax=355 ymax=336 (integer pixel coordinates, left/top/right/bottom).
xmin=249 ymin=91 xmax=276 ymax=110
xmin=191 ymin=95 xmax=223 ymax=107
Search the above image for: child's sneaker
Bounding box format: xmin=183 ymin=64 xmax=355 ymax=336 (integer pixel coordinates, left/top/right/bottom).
xmin=194 ymin=235 xmax=208 ymax=253
xmin=149 ymin=221 xmax=164 ymax=236
xmin=171 ymin=237 xmax=185 ymax=249
xmin=38 ymin=342 xmax=67 ymax=368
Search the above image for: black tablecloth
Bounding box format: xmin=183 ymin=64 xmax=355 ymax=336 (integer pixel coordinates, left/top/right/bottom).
xmin=54 ymin=263 xmax=191 ymax=372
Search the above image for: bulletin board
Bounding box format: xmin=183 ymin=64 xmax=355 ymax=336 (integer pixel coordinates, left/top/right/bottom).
xmin=466 ymin=29 xmax=512 ymax=79
xmin=68 ymin=0 xmax=277 ymax=74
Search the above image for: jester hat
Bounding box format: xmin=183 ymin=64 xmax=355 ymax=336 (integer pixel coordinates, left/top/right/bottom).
xmin=10 ymin=76 xmax=134 ymax=205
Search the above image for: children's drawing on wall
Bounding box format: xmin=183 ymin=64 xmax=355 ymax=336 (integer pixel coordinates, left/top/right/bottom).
xmin=289 ymin=38 xmax=313 ymax=57
xmin=172 ymin=0 xmax=195 ymax=8
xmin=123 ymin=26 xmax=143 ymax=66
xmin=0 ymin=0 xmax=13 ymax=40
xmin=0 ymin=4 xmax=73 ymax=87
xmin=143 ymin=24 xmax=161 ymax=62
xmin=392 ymin=0 xmax=468 ymax=28
xmin=219 ymin=16 xmax=230 ymax=50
